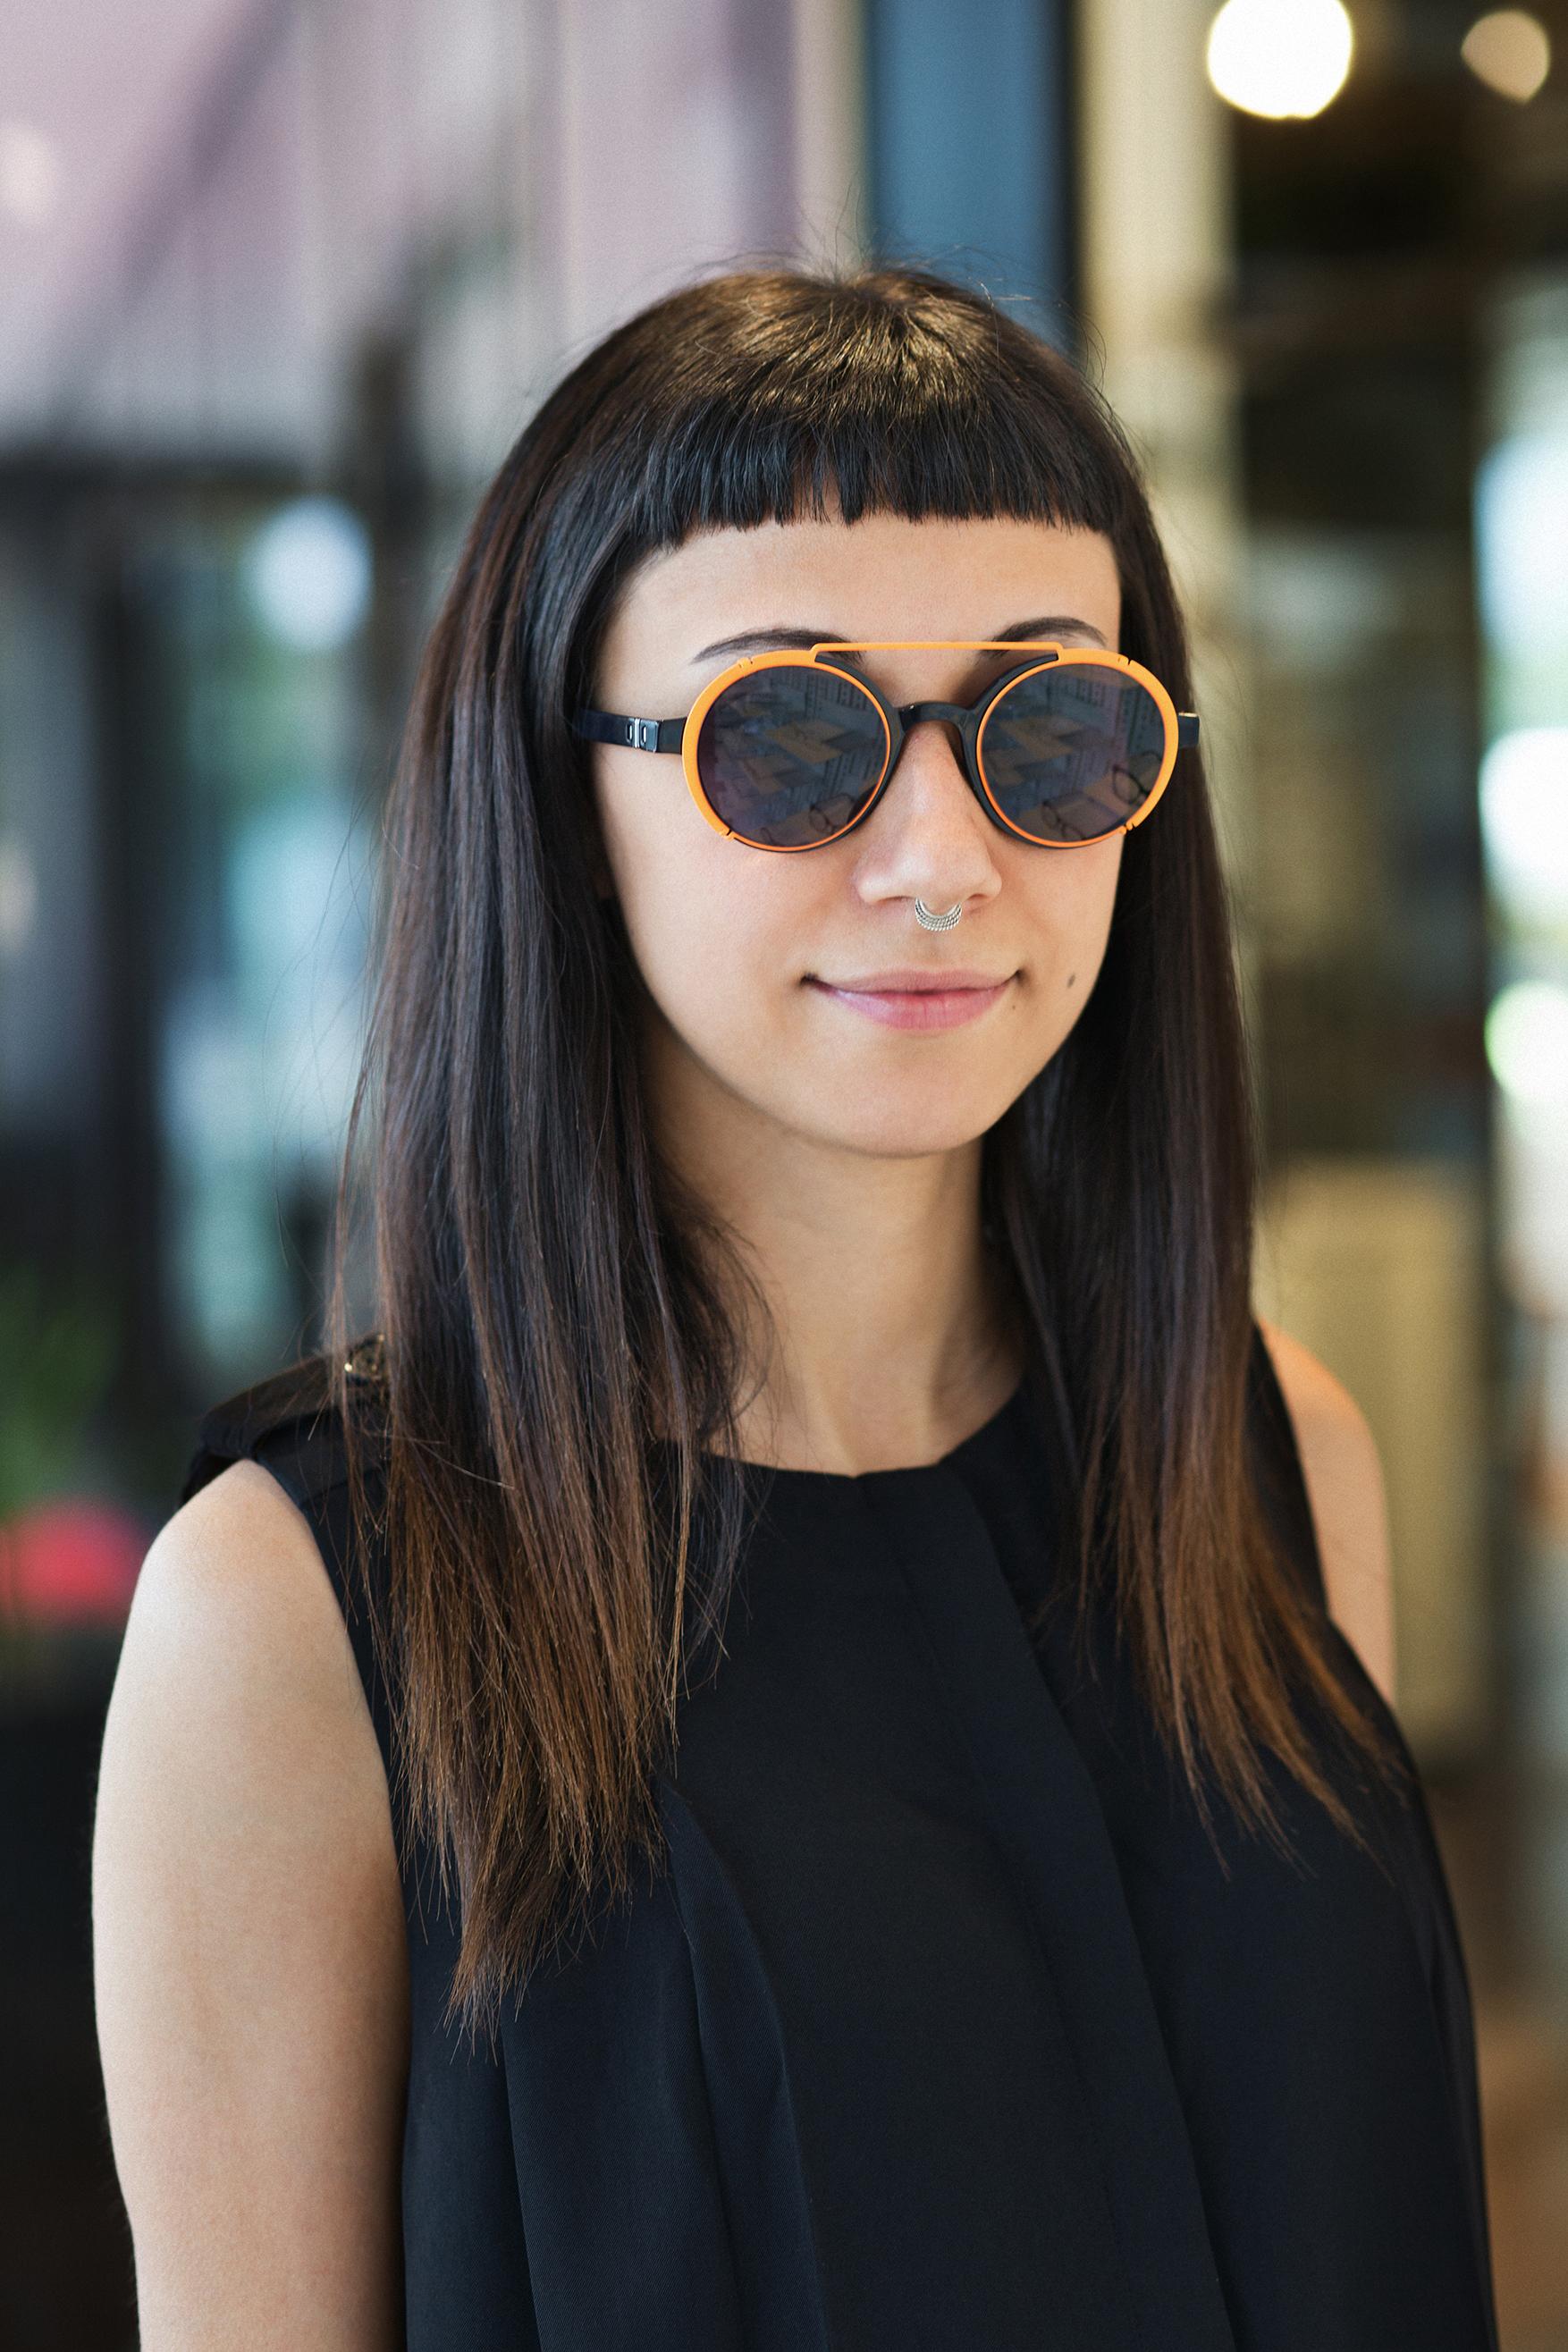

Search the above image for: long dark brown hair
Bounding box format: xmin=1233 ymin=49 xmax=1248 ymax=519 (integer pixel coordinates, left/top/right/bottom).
xmin=339 ymin=266 xmax=1382 ymax=2022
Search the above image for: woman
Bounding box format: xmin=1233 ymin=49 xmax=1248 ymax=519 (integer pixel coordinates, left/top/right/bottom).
xmin=93 ymin=269 xmax=1496 ymax=2351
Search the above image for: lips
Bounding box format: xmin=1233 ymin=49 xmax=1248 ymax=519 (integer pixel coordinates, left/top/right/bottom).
xmin=805 ymin=968 xmax=1014 ymax=1033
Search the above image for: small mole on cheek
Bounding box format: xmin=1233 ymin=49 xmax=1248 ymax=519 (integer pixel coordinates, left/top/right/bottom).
xmin=1066 ymin=972 xmax=1076 ymax=990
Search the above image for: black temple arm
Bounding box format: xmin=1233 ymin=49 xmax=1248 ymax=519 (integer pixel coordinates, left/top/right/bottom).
xmin=1176 ymin=712 xmax=1200 ymax=749
xmin=572 ymin=707 xmax=685 ymax=754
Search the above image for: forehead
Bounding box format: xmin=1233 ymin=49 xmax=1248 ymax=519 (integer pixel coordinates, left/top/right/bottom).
xmin=611 ymin=512 xmax=1122 ymax=653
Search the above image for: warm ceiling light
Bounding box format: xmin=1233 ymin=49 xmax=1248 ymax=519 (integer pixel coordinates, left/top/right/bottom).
xmin=1206 ymin=0 xmax=1354 ymax=120
xmin=0 ymin=120 xmax=61 ymax=227
xmin=1462 ymin=10 xmax=1551 ymax=100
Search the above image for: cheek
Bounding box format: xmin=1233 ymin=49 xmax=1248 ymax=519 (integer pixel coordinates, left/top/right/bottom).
xmin=598 ymin=765 xmax=797 ymax=1031
xmin=1013 ymin=836 xmax=1123 ymax=1001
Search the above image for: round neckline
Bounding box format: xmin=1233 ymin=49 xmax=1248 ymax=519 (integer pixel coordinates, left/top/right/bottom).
xmin=740 ymin=1377 xmax=1030 ymax=1488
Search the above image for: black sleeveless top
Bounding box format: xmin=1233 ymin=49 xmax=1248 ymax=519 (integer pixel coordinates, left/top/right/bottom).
xmin=185 ymin=1337 xmax=1496 ymax=2352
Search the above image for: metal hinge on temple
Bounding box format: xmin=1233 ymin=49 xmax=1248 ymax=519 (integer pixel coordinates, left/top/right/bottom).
xmin=571 ymin=708 xmax=684 ymax=753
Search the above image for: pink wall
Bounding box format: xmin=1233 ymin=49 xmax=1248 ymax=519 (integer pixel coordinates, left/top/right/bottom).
xmin=0 ymin=0 xmax=850 ymax=469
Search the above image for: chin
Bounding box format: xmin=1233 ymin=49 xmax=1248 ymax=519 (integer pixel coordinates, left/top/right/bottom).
xmin=787 ymin=1087 xmax=1016 ymax=1161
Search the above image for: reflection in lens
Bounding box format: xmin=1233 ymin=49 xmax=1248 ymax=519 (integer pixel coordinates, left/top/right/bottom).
xmin=697 ymin=668 xmax=888 ymax=847
xmin=978 ymin=666 xmax=1167 ymax=842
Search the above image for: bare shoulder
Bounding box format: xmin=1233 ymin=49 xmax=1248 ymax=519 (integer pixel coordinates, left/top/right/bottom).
xmin=94 ymin=1460 xmax=407 ymax=2349
xmin=1259 ymin=1320 xmax=1395 ymax=1704
xmin=114 ymin=1457 xmax=366 ymax=1720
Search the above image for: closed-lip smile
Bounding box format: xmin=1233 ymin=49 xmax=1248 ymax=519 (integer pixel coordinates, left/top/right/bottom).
xmin=805 ymin=967 xmax=1016 ymax=1032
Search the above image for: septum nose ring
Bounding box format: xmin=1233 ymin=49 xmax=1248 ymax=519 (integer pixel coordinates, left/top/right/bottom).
xmin=915 ymin=898 xmax=963 ymax=932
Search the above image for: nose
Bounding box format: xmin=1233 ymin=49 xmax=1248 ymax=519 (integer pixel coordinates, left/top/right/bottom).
xmin=849 ymin=717 xmax=1002 ymax=918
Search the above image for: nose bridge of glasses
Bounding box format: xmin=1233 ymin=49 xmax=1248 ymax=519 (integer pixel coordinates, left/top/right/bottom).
xmin=897 ymin=699 xmax=972 ymax=729
xmin=883 ymin=702 xmax=980 ymax=805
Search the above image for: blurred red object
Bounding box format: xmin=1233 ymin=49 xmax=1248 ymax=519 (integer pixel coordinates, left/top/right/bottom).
xmin=0 ymin=1500 xmax=148 ymax=1626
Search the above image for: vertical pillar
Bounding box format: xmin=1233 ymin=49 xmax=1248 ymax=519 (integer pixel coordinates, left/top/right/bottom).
xmin=1076 ymin=0 xmax=1252 ymax=893
xmin=864 ymin=0 xmax=1075 ymax=327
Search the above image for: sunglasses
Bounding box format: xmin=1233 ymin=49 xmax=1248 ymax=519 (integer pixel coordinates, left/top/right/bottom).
xmin=574 ymin=642 xmax=1198 ymax=854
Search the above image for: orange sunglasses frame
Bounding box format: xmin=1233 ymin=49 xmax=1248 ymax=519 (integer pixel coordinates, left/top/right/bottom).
xmin=580 ymin=641 xmax=1194 ymax=853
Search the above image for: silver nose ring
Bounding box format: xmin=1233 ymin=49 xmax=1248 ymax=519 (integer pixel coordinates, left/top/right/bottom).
xmin=914 ymin=899 xmax=963 ymax=932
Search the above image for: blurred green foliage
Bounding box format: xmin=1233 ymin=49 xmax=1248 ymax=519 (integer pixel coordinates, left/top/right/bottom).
xmin=0 ymin=1266 xmax=120 ymax=1522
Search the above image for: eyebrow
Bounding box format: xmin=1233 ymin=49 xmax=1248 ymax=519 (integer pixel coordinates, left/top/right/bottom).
xmin=689 ymin=614 xmax=1109 ymax=666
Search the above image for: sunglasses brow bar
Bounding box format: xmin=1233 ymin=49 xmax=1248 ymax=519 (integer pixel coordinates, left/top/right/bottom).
xmin=574 ymin=645 xmax=1201 ymax=755
xmin=810 ymin=645 xmax=1198 ymax=743
xmin=808 ymin=639 xmax=1066 ymax=653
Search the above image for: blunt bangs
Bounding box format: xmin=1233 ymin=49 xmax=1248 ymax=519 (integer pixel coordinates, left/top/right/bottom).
xmin=544 ymin=273 xmax=1137 ymax=577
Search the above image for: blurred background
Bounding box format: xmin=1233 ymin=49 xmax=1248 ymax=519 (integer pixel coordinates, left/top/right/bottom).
xmin=1 ymin=0 xmax=1565 ymax=2341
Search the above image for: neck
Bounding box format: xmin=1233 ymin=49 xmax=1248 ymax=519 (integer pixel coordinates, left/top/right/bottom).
xmin=649 ymin=1030 xmax=1024 ymax=1477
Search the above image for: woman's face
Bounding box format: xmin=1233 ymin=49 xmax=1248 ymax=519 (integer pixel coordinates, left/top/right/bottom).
xmin=592 ymin=512 xmax=1125 ymax=1163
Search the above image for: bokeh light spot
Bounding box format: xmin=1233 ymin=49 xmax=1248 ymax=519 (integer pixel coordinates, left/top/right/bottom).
xmin=1487 ymin=981 xmax=1568 ymax=1107
xmin=0 ymin=120 xmax=62 ymax=228
xmin=1481 ymin=729 xmax=1568 ymax=925
xmin=0 ymin=835 xmax=38 ymax=960
xmin=1462 ymin=10 xmax=1551 ymax=101
xmin=1476 ymin=431 xmax=1568 ymax=662
xmin=243 ymin=497 xmax=372 ymax=654
xmin=1206 ymin=0 xmax=1354 ymax=120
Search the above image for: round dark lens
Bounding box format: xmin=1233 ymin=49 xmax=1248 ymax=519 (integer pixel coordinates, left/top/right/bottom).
xmin=696 ymin=667 xmax=888 ymax=847
xmin=978 ymin=665 xmax=1168 ymax=844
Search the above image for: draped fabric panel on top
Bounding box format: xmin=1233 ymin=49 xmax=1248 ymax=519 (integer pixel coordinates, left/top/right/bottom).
xmin=184 ymin=1339 xmax=1496 ymax=2352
